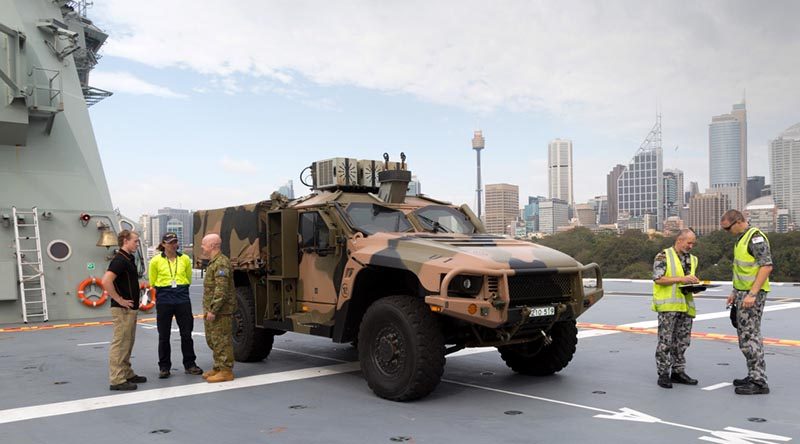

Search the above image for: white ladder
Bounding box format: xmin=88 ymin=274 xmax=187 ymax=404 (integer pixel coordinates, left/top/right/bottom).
xmin=12 ymin=207 xmax=49 ymax=323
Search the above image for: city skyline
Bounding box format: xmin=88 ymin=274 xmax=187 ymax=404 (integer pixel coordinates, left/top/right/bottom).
xmin=83 ymin=2 xmax=799 ymax=219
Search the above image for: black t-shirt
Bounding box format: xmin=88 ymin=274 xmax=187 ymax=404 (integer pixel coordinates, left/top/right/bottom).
xmin=107 ymin=250 xmax=140 ymax=308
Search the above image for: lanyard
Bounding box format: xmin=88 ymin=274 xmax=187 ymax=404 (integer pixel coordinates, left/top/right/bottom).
xmin=167 ymin=256 xmax=178 ymax=281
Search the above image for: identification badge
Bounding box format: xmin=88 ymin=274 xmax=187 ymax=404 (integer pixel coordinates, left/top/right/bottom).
xmin=171 ymin=280 xmax=177 ymax=288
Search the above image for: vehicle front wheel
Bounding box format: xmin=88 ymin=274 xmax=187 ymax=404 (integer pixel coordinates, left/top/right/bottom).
xmin=358 ymin=295 xmax=445 ymax=401
xmin=497 ymin=320 xmax=578 ymax=376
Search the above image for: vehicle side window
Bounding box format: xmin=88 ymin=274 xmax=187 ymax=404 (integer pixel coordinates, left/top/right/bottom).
xmin=299 ymin=212 xmax=330 ymax=250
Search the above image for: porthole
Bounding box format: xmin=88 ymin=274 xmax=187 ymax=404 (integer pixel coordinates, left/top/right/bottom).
xmin=47 ymin=240 xmax=72 ymax=262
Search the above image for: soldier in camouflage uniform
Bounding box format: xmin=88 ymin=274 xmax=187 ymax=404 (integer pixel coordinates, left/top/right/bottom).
xmin=652 ymin=229 xmax=700 ymax=389
xmin=721 ymin=210 xmax=773 ymax=395
xmin=200 ymin=233 xmax=237 ymax=383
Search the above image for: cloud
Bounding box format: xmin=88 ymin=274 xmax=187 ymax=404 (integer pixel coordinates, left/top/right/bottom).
xmin=92 ymin=1 xmax=800 ymax=199
xmin=220 ymin=155 xmax=258 ymax=174
xmin=91 ymin=71 xmax=187 ymax=98
xmin=94 ymin=2 xmax=799 ymax=121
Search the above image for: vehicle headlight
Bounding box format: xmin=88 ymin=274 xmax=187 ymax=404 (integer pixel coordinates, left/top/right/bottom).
xmin=448 ymin=275 xmax=483 ymax=296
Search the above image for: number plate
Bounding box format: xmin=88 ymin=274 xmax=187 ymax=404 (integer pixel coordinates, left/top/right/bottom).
xmin=530 ymin=306 xmax=555 ymax=317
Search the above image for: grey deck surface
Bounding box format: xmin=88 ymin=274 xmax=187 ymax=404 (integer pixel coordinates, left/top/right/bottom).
xmin=1 ymin=283 xmax=798 ymax=443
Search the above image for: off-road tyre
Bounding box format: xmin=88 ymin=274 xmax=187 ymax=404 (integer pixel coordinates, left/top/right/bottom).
xmin=358 ymin=295 xmax=445 ymax=401
xmin=232 ymin=285 xmax=274 ymax=362
xmin=497 ymin=320 xmax=578 ymax=376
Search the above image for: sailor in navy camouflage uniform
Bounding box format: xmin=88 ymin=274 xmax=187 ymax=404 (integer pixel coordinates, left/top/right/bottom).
xmin=722 ymin=210 xmax=773 ymax=395
xmin=652 ymin=229 xmax=700 ymax=388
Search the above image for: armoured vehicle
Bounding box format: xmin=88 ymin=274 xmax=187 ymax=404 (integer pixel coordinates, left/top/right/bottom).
xmin=194 ymin=155 xmax=604 ymax=401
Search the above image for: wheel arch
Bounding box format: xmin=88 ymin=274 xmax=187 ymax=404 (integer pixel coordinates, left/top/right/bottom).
xmin=332 ymin=266 xmax=426 ymax=343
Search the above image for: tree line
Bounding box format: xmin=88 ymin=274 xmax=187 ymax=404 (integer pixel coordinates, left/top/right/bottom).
xmin=532 ymin=227 xmax=800 ymax=282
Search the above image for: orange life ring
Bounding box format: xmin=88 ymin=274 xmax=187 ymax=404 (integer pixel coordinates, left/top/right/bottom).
xmin=77 ymin=277 xmax=108 ymax=307
xmin=139 ymin=283 xmax=156 ymax=311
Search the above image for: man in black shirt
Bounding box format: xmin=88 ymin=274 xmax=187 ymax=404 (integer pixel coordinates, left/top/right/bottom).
xmin=102 ymin=230 xmax=146 ymax=391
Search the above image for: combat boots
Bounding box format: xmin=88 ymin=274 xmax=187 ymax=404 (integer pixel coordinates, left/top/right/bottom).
xmin=735 ymin=381 xmax=770 ymax=395
xmin=206 ymin=369 xmax=234 ymax=383
xmin=670 ymin=371 xmax=698 ymax=385
xmin=202 ymin=369 xmax=219 ymax=380
xmin=657 ymin=375 xmax=672 ymax=389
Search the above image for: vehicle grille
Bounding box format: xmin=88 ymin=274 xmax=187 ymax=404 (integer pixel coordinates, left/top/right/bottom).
xmin=507 ymin=273 xmax=575 ymax=306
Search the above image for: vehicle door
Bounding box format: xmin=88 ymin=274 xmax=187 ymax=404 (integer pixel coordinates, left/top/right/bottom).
xmin=297 ymin=210 xmax=340 ymax=306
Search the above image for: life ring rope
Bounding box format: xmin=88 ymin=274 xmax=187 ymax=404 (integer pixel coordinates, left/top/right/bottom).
xmin=77 ymin=277 xmax=108 ymax=307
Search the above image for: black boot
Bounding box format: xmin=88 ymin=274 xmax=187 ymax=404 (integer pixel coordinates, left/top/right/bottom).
xmin=735 ymin=381 xmax=770 ymax=395
xmin=670 ymin=371 xmax=698 ymax=385
xmin=657 ymin=374 xmax=673 ymax=388
xmin=732 ymin=376 xmax=751 ymax=387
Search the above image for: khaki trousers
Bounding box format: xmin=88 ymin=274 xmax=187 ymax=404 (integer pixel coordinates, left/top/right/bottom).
xmin=109 ymin=307 xmax=138 ymax=385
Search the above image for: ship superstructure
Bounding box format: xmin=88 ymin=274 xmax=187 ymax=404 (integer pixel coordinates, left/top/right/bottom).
xmin=0 ymin=0 xmax=141 ymax=323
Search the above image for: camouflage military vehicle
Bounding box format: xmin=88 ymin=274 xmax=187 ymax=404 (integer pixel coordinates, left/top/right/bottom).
xmin=193 ymin=154 xmax=604 ymax=401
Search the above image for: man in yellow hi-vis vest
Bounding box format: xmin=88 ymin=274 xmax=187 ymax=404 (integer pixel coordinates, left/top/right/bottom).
xmin=721 ymin=209 xmax=773 ymax=395
xmin=652 ymin=229 xmax=699 ymax=389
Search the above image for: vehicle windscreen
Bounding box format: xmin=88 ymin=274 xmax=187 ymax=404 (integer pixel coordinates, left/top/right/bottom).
xmin=345 ymin=203 xmax=413 ymax=234
xmin=412 ymin=205 xmax=476 ymax=234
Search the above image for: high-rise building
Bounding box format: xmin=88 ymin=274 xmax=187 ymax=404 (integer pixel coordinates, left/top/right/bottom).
xmin=709 ymin=101 xmax=747 ymax=209
xmin=746 ymin=176 xmax=766 ymax=205
xmin=548 ymin=138 xmax=573 ymax=207
xmin=277 ymin=180 xmax=295 ymax=199
xmin=589 ymin=195 xmax=608 ymax=224
xmin=151 ymin=207 xmax=193 ymax=248
xmin=539 ymin=198 xmax=569 ymax=234
xmin=606 ymin=164 xmax=626 ymax=224
xmin=138 ymin=215 xmax=151 ymax=247
xmin=688 ymin=192 xmax=729 ymax=236
xmin=484 ymin=183 xmax=519 ymax=235
xmin=745 ymin=195 xmax=783 ymax=233
xmin=617 ymin=116 xmax=664 ymax=229
xmin=407 ymin=175 xmax=421 ymax=196
xmin=769 ymin=122 xmax=800 ymax=226
xmin=662 ymin=169 xmax=683 ymax=217
xmin=574 ymin=203 xmax=597 ymax=227
xmin=523 ymin=196 xmax=544 ymax=234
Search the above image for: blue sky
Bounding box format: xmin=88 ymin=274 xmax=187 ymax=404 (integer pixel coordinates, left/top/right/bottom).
xmin=85 ymin=1 xmax=800 ymax=218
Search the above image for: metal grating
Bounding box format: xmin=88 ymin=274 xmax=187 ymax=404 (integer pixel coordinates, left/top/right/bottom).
xmin=507 ymin=273 xmax=575 ymax=306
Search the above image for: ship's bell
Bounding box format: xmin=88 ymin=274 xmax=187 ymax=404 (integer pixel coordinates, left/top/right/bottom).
xmin=96 ymin=229 xmax=117 ymax=247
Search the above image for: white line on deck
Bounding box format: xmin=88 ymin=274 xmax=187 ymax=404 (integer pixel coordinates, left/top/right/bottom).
xmin=450 ymin=301 xmax=800 ymax=356
xmin=701 ymin=382 xmax=732 ymax=391
xmin=77 ymin=341 xmax=109 ymax=347
xmin=0 ymin=362 xmax=359 ymax=425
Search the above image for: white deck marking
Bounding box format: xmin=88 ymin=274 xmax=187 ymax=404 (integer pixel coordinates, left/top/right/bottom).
xmin=444 ymin=380 xmax=792 ymax=442
xmin=448 ymin=302 xmax=800 ymax=358
xmin=77 ymin=341 xmax=109 ymax=347
xmin=0 ymin=362 xmax=359 ymax=425
xmin=701 ymin=382 xmax=732 ymax=391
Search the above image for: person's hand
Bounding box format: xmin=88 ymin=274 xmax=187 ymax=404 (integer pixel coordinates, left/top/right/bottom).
xmin=206 ymin=312 xmax=216 ymax=322
xmin=118 ymin=298 xmax=134 ymax=309
xmin=683 ymin=275 xmax=700 ymax=284
xmin=742 ymin=294 xmax=756 ymax=309
xmin=726 ymin=293 xmax=735 ymax=306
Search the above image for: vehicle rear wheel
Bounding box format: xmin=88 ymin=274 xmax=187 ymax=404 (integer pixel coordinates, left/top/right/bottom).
xmin=497 ymin=320 xmax=578 ymax=376
xmin=358 ymin=295 xmax=445 ymax=401
xmin=232 ymin=285 xmax=274 ymax=362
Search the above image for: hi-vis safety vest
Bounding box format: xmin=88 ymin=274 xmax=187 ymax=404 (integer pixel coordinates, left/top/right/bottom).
xmin=733 ymin=227 xmax=771 ymax=292
xmin=652 ymin=247 xmax=698 ymax=317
